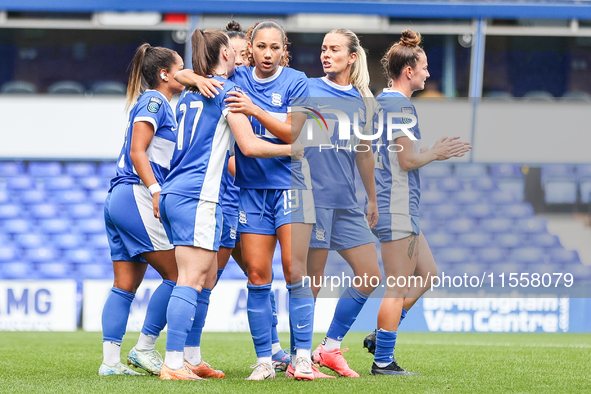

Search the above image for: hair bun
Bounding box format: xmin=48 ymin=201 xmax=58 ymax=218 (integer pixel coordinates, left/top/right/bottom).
xmin=226 ymin=20 xmax=242 ymax=32
xmin=400 ymin=30 xmax=422 ymax=48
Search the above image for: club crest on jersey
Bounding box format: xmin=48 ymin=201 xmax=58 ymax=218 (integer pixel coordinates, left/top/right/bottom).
xmin=230 ymin=227 xmax=237 ymax=240
xmin=314 ymin=227 xmax=326 ymax=242
xmin=239 ymin=211 xmax=247 ymax=224
xmin=271 ymin=93 xmax=282 ymax=107
xmin=401 ymin=107 xmax=414 ymax=124
xmin=147 ymin=97 xmax=163 ymax=113
xmin=358 ymin=106 xmax=366 ymax=123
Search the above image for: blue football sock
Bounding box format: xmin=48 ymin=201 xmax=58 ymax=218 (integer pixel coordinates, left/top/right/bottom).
xmin=270 ymin=289 xmax=280 ymax=345
xmin=214 ymin=269 xmax=224 ymax=287
xmin=102 ymin=287 xmax=135 ymax=343
xmin=165 ymin=286 xmax=199 ymax=352
xmin=326 ymin=286 xmax=369 ymax=341
xmin=247 ymin=283 xmax=273 ymax=358
xmin=400 ymin=308 xmax=408 ymax=326
xmin=288 ymin=280 xmax=314 ymax=350
xmin=185 ymin=288 xmax=211 ymax=347
xmin=141 ymin=279 xmax=175 ymax=337
xmin=374 ymin=329 xmax=397 ymax=365
xmin=289 ymin=314 xmax=296 ymax=356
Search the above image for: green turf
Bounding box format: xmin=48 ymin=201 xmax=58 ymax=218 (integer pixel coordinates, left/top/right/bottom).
xmin=0 ymin=331 xmax=589 ymax=393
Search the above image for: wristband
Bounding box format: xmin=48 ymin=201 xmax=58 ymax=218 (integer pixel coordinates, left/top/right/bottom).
xmin=148 ymin=183 xmax=161 ymax=196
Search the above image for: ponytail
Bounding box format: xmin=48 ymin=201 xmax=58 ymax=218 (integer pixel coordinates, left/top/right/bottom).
xmin=125 ymin=43 xmax=178 ymax=111
xmin=327 ymin=29 xmax=372 ymax=97
xmin=191 ymin=28 xmax=231 ymax=77
xmin=382 ymin=30 xmax=424 ymax=85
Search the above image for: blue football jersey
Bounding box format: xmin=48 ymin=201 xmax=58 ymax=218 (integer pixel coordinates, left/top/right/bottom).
xmin=162 ymin=77 xmax=240 ymax=202
xmin=373 ymin=88 xmax=421 ymax=216
xmin=110 ymin=90 xmax=177 ymax=190
xmin=303 ymin=77 xmax=368 ymax=209
xmin=220 ymin=170 xmax=240 ymax=215
xmin=232 ymin=66 xmax=310 ymax=190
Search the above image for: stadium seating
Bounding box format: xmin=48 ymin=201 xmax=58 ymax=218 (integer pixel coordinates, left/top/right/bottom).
xmin=0 ymin=81 xmax=37 ymax=94
xmin=541 ymin=164 xmax=578 ymax=204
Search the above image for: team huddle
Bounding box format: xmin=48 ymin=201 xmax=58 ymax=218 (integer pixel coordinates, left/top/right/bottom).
xmin=99 ymin=19 xmax=471 ymax=381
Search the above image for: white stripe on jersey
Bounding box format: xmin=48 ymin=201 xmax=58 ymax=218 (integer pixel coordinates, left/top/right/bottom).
xmin=132 ymin=183 xmax=173 ymax=251
xmin=388 ymin=148 xmax=410 ymax=215
xmin=300 ymin=158 xmax=313 ymax=190
xmin=193 ymin=200 xmax=217 ymax=250
xmin=146 ymin=135 xmax=176 ymax=170
xmin=259 ymin=111 xmax=288 ymax=140
xmin=199 ymin=115 xmax=231 ymax=203
xmin=134 ymin=116 xmax=158 ymax=132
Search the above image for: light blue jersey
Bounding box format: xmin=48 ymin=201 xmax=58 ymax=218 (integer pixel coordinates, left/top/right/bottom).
xmin=232 ymin=66 xmax=310 ymax=190
xmin=221 ymin=170 xmax=240 ymax=215
xmin=162 ymin=77 xmax=239 ymax=202
xmin=110 ymin=90 xmax=177 ymax=191
xmin=304 ymin=77 xmax=367 ymax=209
xmin=373 ymin=89 xmax=421 ymax=217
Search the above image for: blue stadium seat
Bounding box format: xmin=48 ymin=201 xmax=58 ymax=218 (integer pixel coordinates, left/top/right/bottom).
xmin=15 ymin=233 xmax=47 ymax=249
xmin=79 ymin=176 xmax=108 ymax=190
xmin=64 ymin=162 xmax=97 ymax=178
xmin=454 ymin=262 xmax=484 ymax=277
xmin=528 ymin=233 xmax=560 ymax=248
xmin=515 ymin=217 xmax=547 ymax=234
xmin=77 ymin=264 xmax=107 ymax=279
xmin=0 ymin=161 xmax=24 ymax=177
xmin=91 ymin=81 xmax=127 ymax=95
xmin=578 ymin=164 xmax=591 ymax=203
xmin=0 ymin=234 xmax=11 ymax=247
xmin=476 ymin=247 xmax=506 ymax=265
xmin=0 ymin=246 xmax=17 ymax=263
xmin=21 ymin=189 xmax=45 ymax=205
xmin=447 ymin=218 xmax=476 ymax=234
xmin=510 ymin=247 xmax=546 ymax=265
xmin=28 ymin=161 xmax=63 ymax=177
xmin=37 ymin=262 xmax=70 ymax=279
xmin=2 ymin=219 xmax=31 ymax=235
xmin=0 ymin=80 xmax=37 ymax=94
xmin=219 ymin=262 xmax=246 ymax=280
xmin=65 ymin=248 xmax=94 ymax=265
xmin=24 ymin=247 xmax=58 ymax=264
xmin=55 ymin=189 xmax=87 ymax=205
xmin=90 ymin=190 xmax=108 ymax=205
xmin=489 ymin=190 xmax=517 ymax=204
xmin=68 ymin=203 xmax=97 ymax=219
xmin=0 ymin=190 xmax=9 ymax=204
xmin=89 ymin=233 xmax=110 ymax=250
xmin=144 ymin=265 xmax=161 ymax=280
xmin=455 ymin=190 xmax=483 ymax=205
xmin=436 ymin=247 xmax=471 ymax=265
xmin=54 ymin=233 xmax=85 ymax=250
xmin=454 ymin=163 xmax=488 ymax=179
xmin=420 ymin=218 xmax=437 ymax=234
xmin=437 ymin=177 xmax=464 ymax=192
xmin=38 ymin=218 xmax=70 ymax=235
xmin=421 ymin=190 xmax=448 ymax=206
xmin=497 ymin=203 xmax=534 ymax=219
xmin=76 ymin=219 xmax=106 ymax=235
xmin=465 ymin=203 xmax=494 ymax=219
xmin=470 ymin=177 xmax=497 ymax=192
xmin=430 ymin=203 xmax=460 ymax=220
xmin=479 ymin=218 xmax=513 ymax=233
xmin=43 ymin=176 xmax=75 ymax=191
xmin=457 ymin=232 xmax=492 ymax=249
xmin=427 ymin=232 xmax=455 ymax=249
xmin=0 ymin=203 xmax=20 ymax=219
xmin=564 ymin=263 xmax=591 ymax=281
xmin=0 ymin=262 xmax=32 ymax=279
xmin=99 ymin=162 xmax=117 ymax=179
xmin=548 ymin=248 xmax=580 ymax=265
xmin=525 ymin=263 xmax=556 ymax=275
xmin=94 ymin=247 xmax=111 ymax=265
xmin=48 ymin=81 xmax=85 ymax=95
xmin=490 ymin=164 xmax=524 ymax=201
xmin=541 ymin=164 xmax=577 ymax=204
xmin=29 ymin=203 xmax=59 ymax=219
xmin=495 ymin=233 xmax=523 ymax=249
xmin=421 ymin=162 xmax=452 ymax=178
xmin=6 ymin=175 xmax=34 ymax=191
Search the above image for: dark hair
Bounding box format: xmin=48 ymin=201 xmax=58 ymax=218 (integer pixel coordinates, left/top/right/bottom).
xmin=381 ymin=30 xmax=425 ymax=84
xmin=225 ymin=20 xmax=245 ymax=39
xmin=191 ymin=29 xmax=231 ymax=77
xmin=245 ymin=20 xmax=290 ymax=67
xmin=126 ymin=43 xmax=178 ymax=110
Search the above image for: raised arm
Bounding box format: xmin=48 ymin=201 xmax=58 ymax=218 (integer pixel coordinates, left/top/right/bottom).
xmin=174 ymin=69 xmax=224 ymax=98
xmin=396 ymin=136 xmax=472 ymax=172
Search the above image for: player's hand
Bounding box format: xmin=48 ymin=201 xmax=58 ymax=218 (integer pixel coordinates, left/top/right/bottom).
xmin=225 ymin=91 xmax=258 ymax=117
xmin=431 ymin=136 xmax=472 ymax=161
xmin=194 ymin=77 xmax=224 ymax=98
xmin=152 ymin=192 xmax=161 ymax=221
xmin=366 ymin=200 xmax=379 ymax=229
xmin=290 ymin=141 xmax=305 ymax=160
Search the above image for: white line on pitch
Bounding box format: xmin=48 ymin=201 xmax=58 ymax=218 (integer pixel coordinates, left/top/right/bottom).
xmin=401 ymin=340 xmax=591 ymax=349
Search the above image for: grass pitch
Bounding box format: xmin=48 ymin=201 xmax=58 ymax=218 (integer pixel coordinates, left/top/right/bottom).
xmin=0 ymin=331 xmax=589 ymax=393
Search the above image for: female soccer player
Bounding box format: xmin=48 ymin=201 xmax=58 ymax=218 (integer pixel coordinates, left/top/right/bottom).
xmin=99 ymin=44 xmax=184 ymax=376
xmin=177 ymin=20 xmax=315 ymax=381
xmin=368 ymin=30 xmax=471 ymax=375
xmin=158 ymin=28 xmax=302 ymax=381
xmin=301 ymin=29 xmax=382 ymax=379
